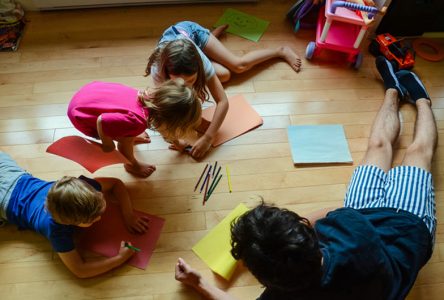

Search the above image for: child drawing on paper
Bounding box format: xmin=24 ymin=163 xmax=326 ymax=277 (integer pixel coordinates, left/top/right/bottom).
xmin=145 ymin=21 xmax=302 ymax=158
xmin=0 ymin=151 xmax=148 ymax=277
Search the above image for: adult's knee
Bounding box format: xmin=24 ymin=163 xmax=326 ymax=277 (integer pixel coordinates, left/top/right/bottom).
xmin=367 ymin=136 xmax=392 ymax=152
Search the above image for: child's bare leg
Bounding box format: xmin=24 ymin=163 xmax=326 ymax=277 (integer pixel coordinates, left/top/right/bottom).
xmin=211 ymin=24 xmax=229 ymax=38
xmin=134 ymin=131 xmax=151 ymax=144
xmin=203 ymin=34 xmax=302 ymax=73
xmin=117 ymin=137 xmax=156 ymax=178
xmin=212 ymin=61 xmax=231 ymax=83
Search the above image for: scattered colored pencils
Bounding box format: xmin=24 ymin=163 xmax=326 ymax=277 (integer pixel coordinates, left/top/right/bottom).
xmin=213 ymin=161 xmax=218 ymax=176
xmin=194 ymin=163 xmax=208 ymax=192
xmin=226 ymin=165 xmax=232 ymax=193
xmin=202 ymin=171 xmax=211 ymax=205
xmin=199 ymin=165 xmax=212 ymax=193
xmin=205 ymin=174 xmax=223 ymax=202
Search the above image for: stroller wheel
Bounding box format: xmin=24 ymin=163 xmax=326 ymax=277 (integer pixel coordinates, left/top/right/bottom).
xmin=306 ymin=42 xmax=316 ymax=60
xmin=352 ymin=53 xmax=363 ymax=69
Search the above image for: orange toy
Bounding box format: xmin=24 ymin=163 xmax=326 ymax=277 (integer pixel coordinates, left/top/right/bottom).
xmin=369 ymin=33 xmax=415 ymax=70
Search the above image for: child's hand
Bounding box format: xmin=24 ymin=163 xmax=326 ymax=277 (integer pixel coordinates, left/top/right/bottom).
xmin=175 ymin=257 xmax=202 ymax=287
xmin=118 ymin=241 xmax=135 ymax=260
xmin=168 ymin=139 xmax=190 ymax=152
xmin=191 ymin=135 xmax=212 ymax=158
xmin=124 ymin=214 xmax=150 ymax=234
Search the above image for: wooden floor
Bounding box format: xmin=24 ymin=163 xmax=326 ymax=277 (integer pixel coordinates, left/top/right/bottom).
xmin=1 ymin=0 xmax=443 ymax=299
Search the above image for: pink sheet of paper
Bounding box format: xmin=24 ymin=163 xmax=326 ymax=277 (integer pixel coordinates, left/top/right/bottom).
xmin=202 ymin=94 xmax=263 ymax=146
xmin=46 ymin=136 xmax=130 ymax=173
xmin=78 ymin=201 xmax=165 ymax=270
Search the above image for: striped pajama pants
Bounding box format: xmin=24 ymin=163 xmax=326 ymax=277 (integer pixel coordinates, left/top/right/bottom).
xmin=344 ymin=165 xmax=436 ymax=237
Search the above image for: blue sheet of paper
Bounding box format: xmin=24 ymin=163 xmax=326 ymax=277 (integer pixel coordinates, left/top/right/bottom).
xmin=287 ymin=125 xmax=352 ymax=164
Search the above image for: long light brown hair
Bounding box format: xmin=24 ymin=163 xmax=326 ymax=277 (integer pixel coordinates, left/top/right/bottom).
xmin=145 ymin=39 xmax=209 ymax=102
xmin=139 ymin=78 xmax=202 ymax=141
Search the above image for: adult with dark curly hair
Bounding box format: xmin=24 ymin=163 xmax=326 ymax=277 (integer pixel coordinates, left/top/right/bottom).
xmin=174 ymin=59 xmax=437 ymax=300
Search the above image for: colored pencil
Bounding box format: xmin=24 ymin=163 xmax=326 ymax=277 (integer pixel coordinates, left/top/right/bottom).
xmin=124 ymin=242 xmax=141 ymax=252
xmin=199 ymin=165 xmax=212 ymax=193
xmin=202 ymin=172 xmax=211 ymax=205
xmin=213 ymin=161 xmax=218 ymax=176
xmin=205 ymin=174 xmax=222 ymax=202
xmin=208 ymin=166 xmax=221 ymax=193
xmin=194 ymin=163 xmax=208 ymax=192
xmin=226 ymin=165 xmax=232 ymax=193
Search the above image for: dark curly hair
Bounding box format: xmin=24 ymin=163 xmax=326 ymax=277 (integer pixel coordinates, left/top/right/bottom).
xmin=230 ymin=203 xmax=322 ymax=292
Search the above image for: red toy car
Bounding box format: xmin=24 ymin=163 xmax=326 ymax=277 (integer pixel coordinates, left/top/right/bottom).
xmin=369 ymin=33 xmax=415 ymax=70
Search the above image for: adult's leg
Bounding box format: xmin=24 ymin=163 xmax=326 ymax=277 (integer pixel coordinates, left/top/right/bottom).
xmin=396 ymin=70 xmax=436 ymax=171
xmin=360 ymin=89 xmax=400 ymax=172
xmin=203 ymin=34 xmax=302 ymax=73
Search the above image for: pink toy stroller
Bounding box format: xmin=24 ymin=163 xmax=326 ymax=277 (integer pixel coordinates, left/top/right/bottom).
xmin=305 ymin=0 xmax=382 ymax=68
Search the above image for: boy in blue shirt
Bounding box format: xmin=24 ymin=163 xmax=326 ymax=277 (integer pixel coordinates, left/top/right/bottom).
xmin=174 ymin=61 xmax=436 ymax=300
xmin=0 ymin=151 xmax=149 ymax=278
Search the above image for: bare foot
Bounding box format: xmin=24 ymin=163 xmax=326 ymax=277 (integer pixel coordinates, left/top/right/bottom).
xmin=124 ymin=163 xmax=156 ymax=178
xmin=211 ymin=24 xmax=229 ymax=38
xmin=279 ymin=46 xmax=302 ymax=73
xmin=134 ymin=132 xmax=151 ymax=144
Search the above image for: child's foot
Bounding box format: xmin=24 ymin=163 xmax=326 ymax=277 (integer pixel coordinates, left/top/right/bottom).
xmin=279 ymin=46 xmax=302 ymax=72
xmin=134 ymin=132 xmax=151 ymax=144
xmin=375 ymin=56 xmax=405 ymax=99
xmin=211 ymin=24 xmax=229 ymax=38
xmin=124 ymin=163 xmax=156 ymax=178
xmin=396 ymin=70 xmax=430 ymax=104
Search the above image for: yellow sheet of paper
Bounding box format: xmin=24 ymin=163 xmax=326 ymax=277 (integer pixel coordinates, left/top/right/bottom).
xmin=192 ymin=203 xmax=249 ymax=280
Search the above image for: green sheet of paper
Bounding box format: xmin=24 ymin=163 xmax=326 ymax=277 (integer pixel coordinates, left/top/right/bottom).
xmin=288 ymin=125 xmax=353 ymax=164
xmin=214 ymin=8 xmax=269 ymax=42
xmin=192 ymin=203 xmax=249 ymax=280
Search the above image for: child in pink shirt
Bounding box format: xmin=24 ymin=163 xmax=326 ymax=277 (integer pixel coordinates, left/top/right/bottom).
xmin=68 ymin=79 xmax=201 ymax=177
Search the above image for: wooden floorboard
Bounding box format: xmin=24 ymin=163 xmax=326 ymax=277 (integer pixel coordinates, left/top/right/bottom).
xmin=0 ymin=0 xmax=443 ymax=299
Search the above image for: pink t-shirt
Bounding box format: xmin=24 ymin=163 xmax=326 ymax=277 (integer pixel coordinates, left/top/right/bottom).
xmin=68 ymin=81 xmax=149 ymax=140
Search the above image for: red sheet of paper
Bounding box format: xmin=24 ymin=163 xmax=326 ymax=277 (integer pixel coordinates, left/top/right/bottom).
xmin=202 ymin=94 xmax=263 ymax=146
xmin=78 ymin=201 xmax=165 ymax=270
xmin=46 ymin=136 xmax=130 ymax=173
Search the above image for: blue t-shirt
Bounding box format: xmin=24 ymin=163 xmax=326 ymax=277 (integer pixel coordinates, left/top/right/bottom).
xmin=258 ymin=208 xmax=433 ymax=300
xmin=6 ymin=175 xmax=101 ymax=253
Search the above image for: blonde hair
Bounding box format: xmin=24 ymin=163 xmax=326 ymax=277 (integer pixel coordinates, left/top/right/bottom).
xmin=46 ymin=177 xmax=105 ymax=225
xmin=145 ymin=39 xmax=209 ymax=102
xmin=140 ymin=79 xmax=202 ymax=141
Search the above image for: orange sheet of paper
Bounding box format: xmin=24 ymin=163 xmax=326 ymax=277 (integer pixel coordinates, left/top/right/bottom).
xmin=46 ymin=136 xmax=130 ymax=173
xmin=202 ymin=95 xmax=263 ymax=146
xmin=78 ymin=201 xmax=165 ymax=270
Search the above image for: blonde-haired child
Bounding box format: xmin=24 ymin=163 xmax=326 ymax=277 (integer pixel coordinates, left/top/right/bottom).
xmin=0 ymin=151 xmax=147 ymax=278
xmin=145 ymin=21 xmax=302 ymax=158
xmin=68 ymin=79 xmax=201 ymax=178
